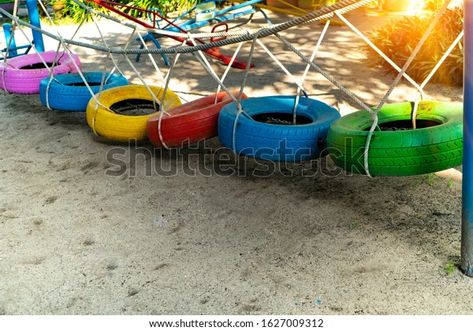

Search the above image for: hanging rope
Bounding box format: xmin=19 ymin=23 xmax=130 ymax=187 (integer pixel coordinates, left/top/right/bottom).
xmin=362 ymin=0 xmax=453 ymax=177
xmin=293 ymin=19 xmax=331 ymax=124
xmin=335 ymin=12 xmax=424 ymax=101
xmin=156 ymin=38 xmax=189 ymax=150
xmin=36 ymin=0 xmax=103 ymax=108
xmin=44 ymin=17 xmax=87 ymax=110
xmin=410 ymin=30 xmax=464 ymax=128
xmin=214 ymin=42 xmax=245 ymax=103
xmin=232 ymin=36 xmax=258 ymax=153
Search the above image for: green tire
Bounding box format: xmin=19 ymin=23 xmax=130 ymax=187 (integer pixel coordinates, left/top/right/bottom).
xmin=327 ymin=101 xmax=463 ymax=177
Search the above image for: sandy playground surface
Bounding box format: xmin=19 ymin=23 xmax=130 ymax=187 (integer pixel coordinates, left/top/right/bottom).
xmin=0 ymin=9 xmax=471 ymax=314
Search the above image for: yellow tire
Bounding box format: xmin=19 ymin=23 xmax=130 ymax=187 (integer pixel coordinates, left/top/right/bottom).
xmin=86 ymin=85 xmax=181 ymax=142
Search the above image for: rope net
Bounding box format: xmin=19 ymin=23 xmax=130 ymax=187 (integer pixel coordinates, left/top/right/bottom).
xmin=0 ymin=0 xmax=463 ymax=176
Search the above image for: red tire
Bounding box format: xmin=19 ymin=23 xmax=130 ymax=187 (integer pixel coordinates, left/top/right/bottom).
xmin=147 ymin=91 xmax=247 ymax=148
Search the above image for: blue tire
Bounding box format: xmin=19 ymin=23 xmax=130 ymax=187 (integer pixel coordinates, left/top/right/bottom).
xmin=218 ymin=96 xmax=340 ymax=162
xmin=39 ymin=72 xmax=128 ymax=112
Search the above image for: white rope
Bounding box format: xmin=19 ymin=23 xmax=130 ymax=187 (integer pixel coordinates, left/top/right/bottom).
xmin=88 ymin=9 xmax=142 ymax=133
xmin=410 ymin=30 xmax=464 ymax=128
xmin=90 ymin=13 xmax=131 ymax=78
xmin=2 ymin=20 xmax=52 ymax=91
xmin=232 ymin=36 xmax=258 ymax=153
xmin=84 ymin=5 xmax=141 ymax=131
xmin=152 ymin=35 xmax=247 ymax=149
xmin=122 ymin=53 xmax=163 ymax=111
xmin=37 ymin=0 xmax=102 ymax=107
xmin=293 ymin=19 xmax=331 ymax=124
xmin=188 ymin=35 xmax=242 ymax=105
xmin=2 ymin=3 xmax=52 ymax=74
xmin=44 ymin=17 xmax=87 ymax=110
xmin=272 ymin=32 xmax=374 ymax=114
xmin=136 ymin=31 xmax=166 ymax=83
xmin=375 ymin=0 xmax=452 ymax=112
xmin=215 ymin=42 xmax=245 ymax=104
xmin=45 ymin=43 xmax=64 ymax=110
xmin=156 ymin=38 xmax=188 ymax=150
xmin=362 ymin=0 xmax=452 ymax=177
xmin=420 ymin=31 xmax=463 ymax=90
xmin=335 ymin=12 xmax=424 ymax=99
xmin=179 ymin=34 xmax=253 ymax=152
xmin=256 ymin=38 xmax=308 ymax=93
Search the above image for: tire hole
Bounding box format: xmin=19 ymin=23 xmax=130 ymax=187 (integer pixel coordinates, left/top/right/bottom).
xmin=366 ymin=119 xmax=443 ymax=131
xmin=64 ymin=81 xmax=103 ymax=87
xmin=252 ymin=112 xmax=312 ymax=125
xmin=110 ymin=99 xmax=159 ymax=116
xmin=19 ymin=62 xmax=55 ymax=70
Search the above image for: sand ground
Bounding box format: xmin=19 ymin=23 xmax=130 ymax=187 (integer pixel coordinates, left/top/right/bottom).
xmin=0 ymin=9 xmax=471 ymax=314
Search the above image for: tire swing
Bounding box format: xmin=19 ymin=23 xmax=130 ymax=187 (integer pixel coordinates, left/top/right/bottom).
xmin=218 ymin=96 xmax=341 ymax=162
xmin=39 ymin=72 xmax=129 ymax=112
xmin=146 ymin=91 xmax=248 ymax=148
xmin=0 ymin=50 xmax=80 ymax=94
xmin=86 ymin=84 xmax=182 ymax=142
xmin=327 ymin=101 xmax=463 ymax=177
xmin=326 ymin=2 xmax=464 ymax=177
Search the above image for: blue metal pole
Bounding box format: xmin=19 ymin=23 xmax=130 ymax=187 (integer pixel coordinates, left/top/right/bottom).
xmin=25 ymin=0 xmax=44 ymax=52
xmin=2 ymin=23 xmax=18 ymax=57
xmin=462 ymin=0 xmax=473 ymax=277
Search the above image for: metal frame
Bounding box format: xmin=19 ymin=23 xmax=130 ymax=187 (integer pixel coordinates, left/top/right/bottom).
xmin=462 ymin=0 xmax=473 ymax=276
xmin=1 ymin=0 xmax=44 ymax=60
xmin=25 ymin=0 xmax=43 ymax=52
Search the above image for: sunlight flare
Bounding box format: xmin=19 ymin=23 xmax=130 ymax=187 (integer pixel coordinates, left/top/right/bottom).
xmin=406 ymin=0 xmax=427 ymax=15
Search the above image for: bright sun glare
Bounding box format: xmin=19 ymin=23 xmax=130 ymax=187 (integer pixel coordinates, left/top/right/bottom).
xmin=406 ymin=0 xmax=426 ymax=15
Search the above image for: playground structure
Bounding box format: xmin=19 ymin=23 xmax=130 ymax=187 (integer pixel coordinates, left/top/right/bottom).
xmin=1 ymin=0 xmax=44 ymax=60
xmin=244 ymin=0 xmax=331 ymax=16
xmin=0 ymin=0 xmax=471 ymax=275
xmin=89 ymin=0 xmax=263 ymax=69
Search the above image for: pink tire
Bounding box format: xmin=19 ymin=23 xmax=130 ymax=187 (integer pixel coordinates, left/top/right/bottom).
xmin=0 ymin=51 xmax=81 ymax=94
